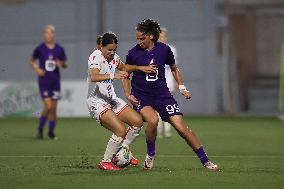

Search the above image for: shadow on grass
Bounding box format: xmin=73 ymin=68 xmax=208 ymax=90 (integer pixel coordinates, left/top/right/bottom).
xmin=56 ymin=165 xmax=142 ymax=176
xmin=55 ymin=164 xmax=207 ymax=176
xmin=14 ymin=135 xmax=38 ymax=140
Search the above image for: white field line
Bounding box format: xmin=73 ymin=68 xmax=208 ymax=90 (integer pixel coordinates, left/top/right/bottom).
xmin=0 ymin=155 xmax=284 ymax=158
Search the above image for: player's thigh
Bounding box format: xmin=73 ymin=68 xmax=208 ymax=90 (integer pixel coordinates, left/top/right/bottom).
xmin=168 ymin=115 xmax=190 ymax=134
xmin=100 ymin=110 xmax=126 ymax=137
xmin=50 ymin=100 xmax=58 ymax=110
xmin=117 ymin=106 xmax=143 ymax=127
xmin=87 ymin=98 xmax=126 ymax=136
xmin=140 ymin=106 xmax=159 ymax=127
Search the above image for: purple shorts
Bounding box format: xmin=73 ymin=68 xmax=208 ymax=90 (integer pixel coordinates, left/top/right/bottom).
xmin=132 ymin=93 xmax=183 ymax=121
xmin=38 ymin=79 xmax=61 ymax=100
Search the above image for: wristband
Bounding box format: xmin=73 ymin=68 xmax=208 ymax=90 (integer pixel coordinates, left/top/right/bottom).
xmin=179 ymin=85 xmax=188 ymax=93
xmin=109 ymin=73 xmax=114 ymax=80
xmin=178 ymin=85 xmax=186 ymax=91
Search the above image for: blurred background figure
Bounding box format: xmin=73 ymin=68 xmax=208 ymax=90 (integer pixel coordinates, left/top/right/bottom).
xmin=29 ymin=24 xmax=67 ymax=139
xmin=95 ymin=35 xmax=102 ymax=50
xmin=157 ymin=27 xmax=178 ymax=138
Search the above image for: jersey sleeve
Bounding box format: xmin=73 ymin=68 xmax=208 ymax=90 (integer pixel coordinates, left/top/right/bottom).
xmin=114 ymin=54 xmax=124 ymax=68
xmin=125 ymin=51 xmax=133 ymax=65
xmin=59 ymin=47 xmax=67 ymax=61
xmin=88 ymin=54 xmax=101 ymax=70
xmin=166 ymin=46 xmax=175 ymax=66
xmin=170 ymin=45 xmax=178 ymax=65
xmin=32 ymin=47 xmax=39 ymax=60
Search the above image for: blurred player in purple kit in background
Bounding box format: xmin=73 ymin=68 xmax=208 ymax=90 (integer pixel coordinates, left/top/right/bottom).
xmin=157 ymin=27 xmax=178 ymax=138
xmin=123 ymin=19 xmax=219 ymax=171
xmin=29 ymin=25 xmax=67 ymax=140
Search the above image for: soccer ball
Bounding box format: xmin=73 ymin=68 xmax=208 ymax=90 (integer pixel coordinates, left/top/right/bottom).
xmin=112 ymin=146 xmax=132 ymax=168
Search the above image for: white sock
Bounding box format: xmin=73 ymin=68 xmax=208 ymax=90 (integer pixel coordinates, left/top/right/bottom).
xmin=122 ymin=126 xmax=141 ymax=147
xmin=102 ymin=134 xmax=123 ymax=162
xmin=157 ymin=115 xmax=163 ymax=137
xmin=164 ymin=122 xmax=172 ymax=137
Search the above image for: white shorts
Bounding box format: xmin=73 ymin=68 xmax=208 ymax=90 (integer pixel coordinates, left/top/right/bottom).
xmin=86 ymin=97 xmax=128 ymax=123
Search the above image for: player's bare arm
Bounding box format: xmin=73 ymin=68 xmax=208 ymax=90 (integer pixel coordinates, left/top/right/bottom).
xmin=55 ymin=59 xmax=68 ymax=69
xmin=29 ymin=58 xmax=45 ymax=77
xmin=89 ymin=68 xmax=128 ymax=82
xmin=170 ymin=64 xmax=191 ymax=99
xmin=117 ymin=61 xmax=156 ymax=73
xmin=122 ymin=76 xmax=139 ymax=106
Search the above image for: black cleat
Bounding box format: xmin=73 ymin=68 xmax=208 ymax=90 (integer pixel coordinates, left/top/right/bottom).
xmin=48 ymin=132 xmax=57 ymax=140
xmin=36 ymin=128 xmax=43 ymax=139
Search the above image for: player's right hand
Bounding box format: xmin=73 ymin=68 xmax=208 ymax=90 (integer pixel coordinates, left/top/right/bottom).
xmin=127 ymin=95 xmax=139 ymax=106
xmin=114 ymin=71 xmax=129 ymax=80
xmin=36 ymin=68 xmax=45 ymax=77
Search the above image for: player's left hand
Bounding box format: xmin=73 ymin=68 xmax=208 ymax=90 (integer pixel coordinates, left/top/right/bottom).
xmin=127 ymin=95 xmax=139 ymax=106
xmin=139 ymin=64 xmax=157 ymax=74
xmin=55 ymin=59 xmax=67 ymax=69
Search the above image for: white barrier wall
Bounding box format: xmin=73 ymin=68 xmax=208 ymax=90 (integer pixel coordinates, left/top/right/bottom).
xmin=0 ymin=81 xmax=89 ymax=117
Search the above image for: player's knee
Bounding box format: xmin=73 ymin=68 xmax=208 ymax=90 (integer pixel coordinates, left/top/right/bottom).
xmin=131 ymin=116 xmax=143 ymax=128
xmin=114 ymin=126 xmax=126 ymax=138
xmin=44 ymin=104 xmax=52 ymax=112
xmin=147 ymin=117 xmax=159 ymax=127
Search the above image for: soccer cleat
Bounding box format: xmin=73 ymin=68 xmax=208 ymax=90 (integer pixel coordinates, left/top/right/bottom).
xmin=48 ymin=132 xmax=57 ymax=140
xmin=143 ymin=154 xmax=155 ymax=170
xmin=130 ymin=155 xmax=139 ymax=166
xmin=36 ymin=128 xmax=43 ymax=139
xmin=204 ymin=161 xmax=219 ymax=172
xmin=98 ymin=161 xmax=121 ymax=171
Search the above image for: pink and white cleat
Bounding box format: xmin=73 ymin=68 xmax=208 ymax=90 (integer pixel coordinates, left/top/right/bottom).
xmin=130 ymin=155 xmax=139 ymax=166
xmin=143 ymin=154 xmax=155 ymax=170
xmin=98 ymin=161 xmax=121 ymax=171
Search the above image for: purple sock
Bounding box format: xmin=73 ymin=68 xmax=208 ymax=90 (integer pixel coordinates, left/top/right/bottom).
xmin=38 ymin=116 xmax=47 ymax=129
xmin=48 ymin=120 xmax=56 ymax=133
xmin=146 ymin=139 xmax=156 ymax=156
xmin=194 ymin=146 xmax=209 ymax=165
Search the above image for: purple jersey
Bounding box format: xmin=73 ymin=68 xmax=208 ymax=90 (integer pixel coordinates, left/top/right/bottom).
xmin=126 ymin=42 xmax=175 ymax=97
xmin=32 ymin=43 xmax=67 ymax=81
xmin=126 ymin=42 xmax=182 ymax=121
xmin=32 ymin=43 xmax=67 ymax=99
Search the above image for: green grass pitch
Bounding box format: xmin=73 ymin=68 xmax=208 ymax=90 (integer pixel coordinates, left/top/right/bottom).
xmin=0 ymin=116 xmax=284 ymax=189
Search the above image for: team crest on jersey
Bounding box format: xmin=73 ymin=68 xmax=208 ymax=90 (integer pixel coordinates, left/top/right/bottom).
xmin=43 ymin=91 xmax=48 ymax=96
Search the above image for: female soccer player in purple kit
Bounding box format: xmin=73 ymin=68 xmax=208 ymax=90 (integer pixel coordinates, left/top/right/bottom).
xmin=30 ymin=25 xmax=67 ymax=139
xmin=123 ymin=19 xmax=219 ymax=171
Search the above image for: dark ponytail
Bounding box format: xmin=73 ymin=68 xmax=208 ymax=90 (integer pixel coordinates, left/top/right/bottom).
xmin=136 ymin=19 xmax=161 ymax=42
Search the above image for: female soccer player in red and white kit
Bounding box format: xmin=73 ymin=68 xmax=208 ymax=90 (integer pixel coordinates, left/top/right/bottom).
xmin=87 ymin=32 xmax=156 ymax=171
